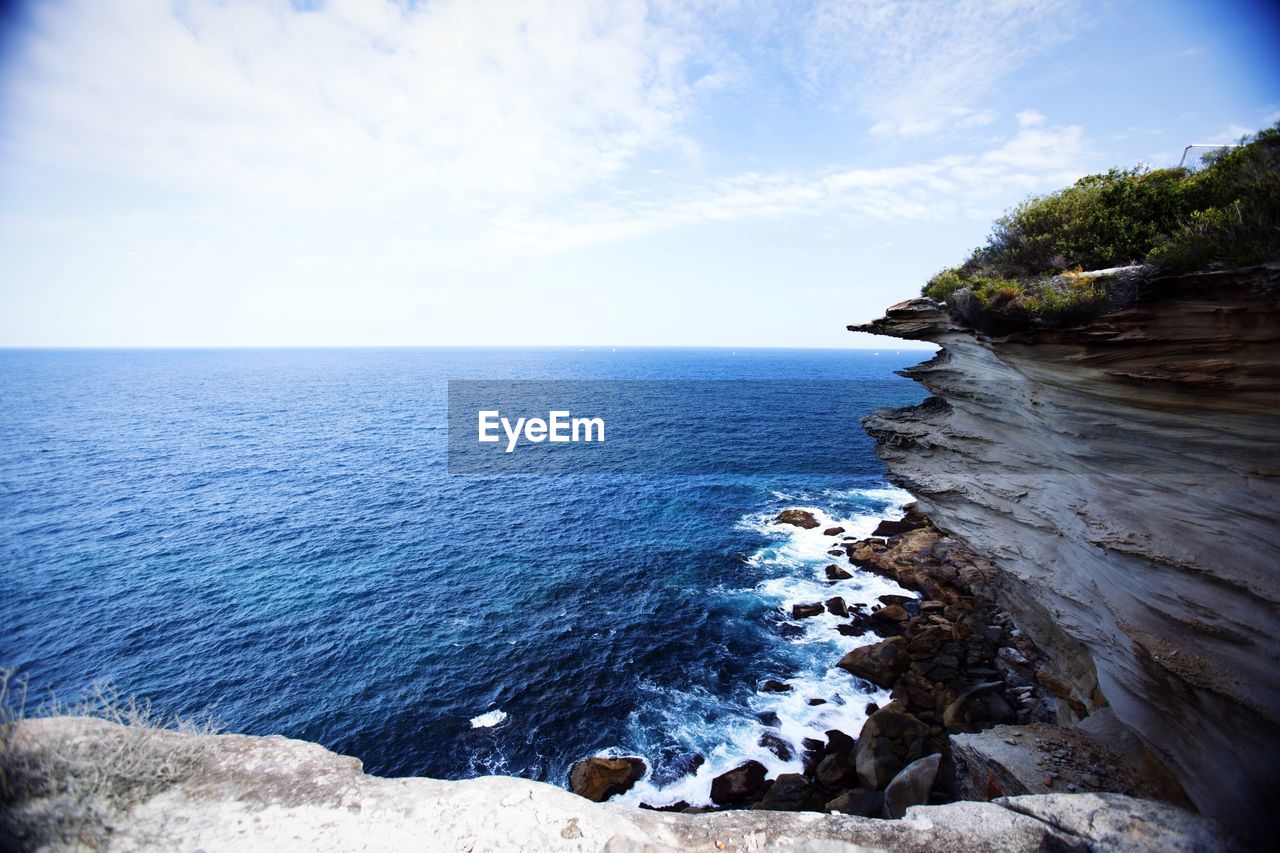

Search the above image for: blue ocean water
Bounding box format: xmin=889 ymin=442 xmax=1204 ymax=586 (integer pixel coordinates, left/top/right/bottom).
xmin=0 ymin=347 xmax=928 ymax=806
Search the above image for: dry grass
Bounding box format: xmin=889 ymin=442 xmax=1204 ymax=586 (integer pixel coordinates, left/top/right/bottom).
xmin=1 ymin=669 xmax=220 ymax=850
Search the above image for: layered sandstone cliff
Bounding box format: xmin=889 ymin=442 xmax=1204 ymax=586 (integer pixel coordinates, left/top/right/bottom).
xmin=849 ymin=263 xmax=1280 ymax=837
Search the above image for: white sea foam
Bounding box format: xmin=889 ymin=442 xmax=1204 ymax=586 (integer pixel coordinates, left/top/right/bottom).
xmin=616 ymin=487 xmax=916 ymax=808
xmin=470 ymin=709 xmax=508 ymax=729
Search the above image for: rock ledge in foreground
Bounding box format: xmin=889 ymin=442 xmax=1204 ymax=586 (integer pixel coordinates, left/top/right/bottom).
xmin=0 ymin=717 xmax=1237 ymax=852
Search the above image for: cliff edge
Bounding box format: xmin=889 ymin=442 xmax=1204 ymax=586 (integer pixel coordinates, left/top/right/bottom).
xmin=850 ymin=263 xmax=1280 ymax=838
xmin=0 ymin=717 xmax=1228 ymax=851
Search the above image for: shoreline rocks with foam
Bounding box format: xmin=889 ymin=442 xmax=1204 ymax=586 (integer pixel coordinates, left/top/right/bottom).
xmin=568 ymin=503 xmax=1197 ymax=837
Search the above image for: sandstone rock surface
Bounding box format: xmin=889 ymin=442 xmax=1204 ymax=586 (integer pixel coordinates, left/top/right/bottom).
xmin=0 ymin=718 xmax=1234 ymax=852
xmin=850 ymin=265 xmax=1280 ymax=837
xmin=950 ymin=723 xmax=1189 ymax=806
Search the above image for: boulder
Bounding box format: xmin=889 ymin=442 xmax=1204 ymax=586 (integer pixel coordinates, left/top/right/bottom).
xmin=943 ymin=681 xmax=1003 ymax=728
xmin=878 ymin=594 xmax=913 ymax=607
xmin=882 ymin=753 xmax=942 ymax=818
xmin=824 ymin=729 xmax=856 ymax=758
xmin=971 ymin=691 xmax=1018 ymax=726
xmin=758 ymin=732 xmax=792 ymax=761
xmin=710 ymin=760 xmax=768 ymax=806
xmin=872 ymin=518 xmax=924 ymax=536
xmin=825 ymin=596 xmax=848 ymax=617
xmin=757 ymin=711 xmax=781 ymax=728
xmin=815 ymin=752 xmax=857 ymax=790
xmin=836 ymin=622 xmax=866 ymax=637
xmin=823 ymin=526 xmax=846 ymax=536
xmin=760 ymin=679 xmax=792 ymax=693
xmin=792 ymin=603 xmax=825 ymax=619
xmin=855 ymin=736 xmax=904 ymax=792
xmin=568 ymin=756 xmax=647 ymax=802
xmin=855 ymin=702 xmax=934 ymax=790
xmin=826 ymin=787 xmax=884 ymax=817
xmin=837 ymin=637 xmax=911 ymax=687
xmin=870 ymin=604 xmax=909 ymax=626
xmin=847 ymin=542 xmax=883 ymax=567
xmin=825 ymin=564 xmax=853 ymax=580
xmin=906 ymin=626 xmax=952 ymax=660
xmin=775 ymin=509 xmax=819 ymax=529
xmin=891 ymin=671 xmax=942 ymax=716
xmin=921 ymin=653 xmax=961 ymax=684
xmin=755 ymin=773 xmax=825 ymax=812
xmin=800 ymin=737 xmax=826 ymax=775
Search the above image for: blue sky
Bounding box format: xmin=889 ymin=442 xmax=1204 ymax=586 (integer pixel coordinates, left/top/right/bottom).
xmin=0 ymin=0 xmax=1277 ymax=348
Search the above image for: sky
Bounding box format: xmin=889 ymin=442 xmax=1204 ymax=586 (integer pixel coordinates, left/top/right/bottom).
xmin=0 ymin=0 xmax=1277 ymax=348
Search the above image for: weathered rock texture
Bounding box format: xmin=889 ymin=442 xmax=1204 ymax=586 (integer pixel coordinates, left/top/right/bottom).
xmin=850 ymin=264 xmax=1280 ymax=838
xmin=0 ymin=718 xmax=1231 ymax=851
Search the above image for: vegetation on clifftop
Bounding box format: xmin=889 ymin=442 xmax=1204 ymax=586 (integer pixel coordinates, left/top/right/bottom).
xmin=924 ymin=123 xmax=1280 ymax=329
xmin=1 ymin=671 xmax=219 ymax=848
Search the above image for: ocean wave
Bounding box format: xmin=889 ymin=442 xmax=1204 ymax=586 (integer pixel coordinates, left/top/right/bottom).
xmin=615 ymin=488 xmax=913 ymax=808
xmin=469 ymin=709 xmax=508 ymax=729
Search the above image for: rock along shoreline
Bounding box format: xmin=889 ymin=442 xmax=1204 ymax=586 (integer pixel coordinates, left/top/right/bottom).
xmin=569 ymin=503 xmax=1195 ymax=823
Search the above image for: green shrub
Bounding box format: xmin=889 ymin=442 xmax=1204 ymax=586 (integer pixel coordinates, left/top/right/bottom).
xmin=1149 ymin=126 xmax=1280 ymax=271
xmin=923 ymin=267 xmax=971 ymax=302
xmin=978 ymin=167 xmax=1197 ymax=277
xmin=921 ymin=123 xmax=1280 ymax=328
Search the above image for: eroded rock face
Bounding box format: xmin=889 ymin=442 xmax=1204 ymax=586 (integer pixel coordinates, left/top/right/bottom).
xmin=0 ymin=718 xmax=1235 ymax=852
xmin=850 ymin=264 xmax=1280 ymax=837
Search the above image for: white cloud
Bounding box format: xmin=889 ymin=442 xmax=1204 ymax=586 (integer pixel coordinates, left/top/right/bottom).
xmin=485 ymin=122 xmax=1092 ymax=252
xmin=1017 ymin=109 xmax=1047 ymax=127
xmin=1205 ymin=123 xmax=1256 ymax=144
xmin=1 ymin=0 xmax=716 ymax=211
xmin=959 ymin=109 xmax=1000 ymax=128
xmin=0 ymin=0 xmax=1108 ymax=346
xmin=0 ymin=0 xmax=1093 ymax=237
xmin=799 ymin=0 xmax=1082 ymax=136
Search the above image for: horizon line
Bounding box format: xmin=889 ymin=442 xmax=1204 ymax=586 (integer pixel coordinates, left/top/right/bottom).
xmin=0 ymin=342 xmax=935 ymax=352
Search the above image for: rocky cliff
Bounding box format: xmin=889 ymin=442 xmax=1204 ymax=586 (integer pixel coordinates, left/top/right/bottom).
xmin=850 ymin=263 xmax=1280 ymax=838
xmin=0 ymin=717 xmax=1228 ymax=851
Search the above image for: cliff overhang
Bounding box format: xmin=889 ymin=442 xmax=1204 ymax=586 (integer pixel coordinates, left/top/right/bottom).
xmin=849 ymin=263 xmax=1280 ymax=839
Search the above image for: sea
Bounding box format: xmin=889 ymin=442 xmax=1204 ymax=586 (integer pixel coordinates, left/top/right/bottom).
xmin=0 ymin=346 xmax=930 ymax=807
